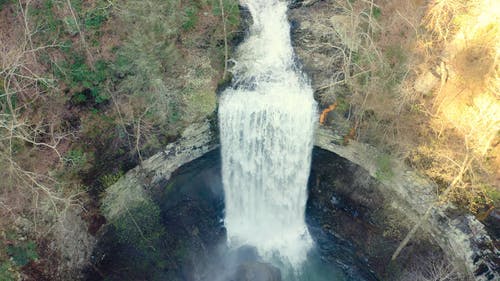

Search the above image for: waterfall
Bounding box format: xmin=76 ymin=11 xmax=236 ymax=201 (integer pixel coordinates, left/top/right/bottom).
xmin=219 ymin=0 xmax=317 ymax=266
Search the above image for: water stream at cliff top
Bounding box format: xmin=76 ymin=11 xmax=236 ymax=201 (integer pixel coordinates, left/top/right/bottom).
xmin=219 ymin=0 xmax=317 ymax=267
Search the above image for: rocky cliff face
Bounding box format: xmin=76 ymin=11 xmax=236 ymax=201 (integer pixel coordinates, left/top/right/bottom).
xmin=99 ymin=119 xmax=498 ymax=280
xmin=315 ymin=127 xmax=499 ymax=280
xmin=101 ymin=121 xmax=218 ymax=222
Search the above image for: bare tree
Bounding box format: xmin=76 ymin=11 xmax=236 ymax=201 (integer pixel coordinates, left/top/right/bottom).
xmin=0 ymin=0 xmax=82 ymax=231
xmin=400 ymin=253 xmax=463 ymax=281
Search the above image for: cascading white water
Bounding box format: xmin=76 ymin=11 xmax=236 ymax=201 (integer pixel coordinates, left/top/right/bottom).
xmin=219 ymin=0 xmax=317 ymax=266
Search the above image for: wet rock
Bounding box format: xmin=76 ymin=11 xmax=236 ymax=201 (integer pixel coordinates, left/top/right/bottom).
xmin=231 ymin=5 xmax=252 ymax=47
xmin=232 ymin=262 xmax=282 ymax=281
xmin=484 ymin=208 xmax=500 ymax=239
xmin=315 ymin=127 xmax=500 ymax=280
xmin=289 ymin=0 xmax=321 ymax=9
xmin=288 ymin=1 xmax=347 ymax=101
xmin=308 ymin=147 xmax=406 ymax=279
xmin=88 ymin=147 xmax=224 ymax=281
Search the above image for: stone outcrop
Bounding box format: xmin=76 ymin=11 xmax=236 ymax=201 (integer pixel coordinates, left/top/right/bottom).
xmin=53 ymin=208 xmax=96 ymax=281
xmin=315 ymin=127 xmax=499 ymax=280
xmin=102 ymin=120 xmax=218 ymax=221
xmin=101 ymin=119 xmax=498 ymax=280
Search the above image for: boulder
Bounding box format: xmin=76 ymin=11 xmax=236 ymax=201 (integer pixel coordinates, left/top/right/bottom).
xmin=232 ymin=262 xmax=282 ymax=281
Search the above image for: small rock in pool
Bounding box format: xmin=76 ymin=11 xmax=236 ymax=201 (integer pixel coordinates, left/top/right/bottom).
xmin=331 ymin=195 xmax=340 ymax=206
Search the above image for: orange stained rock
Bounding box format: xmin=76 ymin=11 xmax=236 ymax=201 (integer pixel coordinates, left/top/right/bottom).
xmin=319 ymin=102 xmax=338 ymax=124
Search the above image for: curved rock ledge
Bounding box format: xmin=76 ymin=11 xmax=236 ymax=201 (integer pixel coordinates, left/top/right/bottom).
xmin=316 ymin=127 xmax=499 ymax=281
xmin=102 ymin=122 xmax=498 ymax=280
xmin=102 ymin=121 xmax=218 ymax=221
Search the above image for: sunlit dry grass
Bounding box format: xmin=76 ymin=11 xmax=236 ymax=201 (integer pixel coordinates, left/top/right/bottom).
xmin=431 ymin=0 xmax=499 ymax=156
xmin=324 ymin=0 xmax=500 ymax=212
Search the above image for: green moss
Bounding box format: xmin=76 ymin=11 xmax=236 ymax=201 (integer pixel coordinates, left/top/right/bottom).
xmin=27 ymin=0 xmax=111 ymax=107
xmin=100 ymin=171 xmax=124 ymax=189
xmin=483 ymin=185 xmax=500 ymax=207
xmin=182 ymin=6 xmax=199 ymax=30
xmin=63 ymin=16 xmax=79 ymax=36
xmin=356 ymin=72 xmax=370 ymax=86
xmin=29 ymin=1 xmax=63 ymax=40
xmin=168 ymin=102 xmax=181 ymax=123
xmin=336 ymin=96 xmax=350 ymax=113
xmin=375 ymin=154 xmax=394 ymax=181
xmin=371 ymin=7 xmax=382 ymax=20
xmin=63 ymin=149 xmax=87 ymax=168
xmin=0 ymin=260 xmax=17 ymax=281
xmin=351 ymin=51 xmax=360 ymax=63
xmin=6 ymin=241 xmax=38 ymax=266
xmin=105 ymin=199 xmax=173 ymax=278
xmin=84 ymin=8 xmax=109 ymax=30
xmin=164 ymin=181 xmax=175 ymax=193
xmin=68 ymin=0 xmax=83 ymax=12
xmin=112 ymin=200 xmax=165 ymax=252
xmin=0 ymin=0 xmax=11 ymax=11
xmin=54 ymin=54 xmax=110 ymax=105
xmin=0 ymin=92 xmax=16 ymax=115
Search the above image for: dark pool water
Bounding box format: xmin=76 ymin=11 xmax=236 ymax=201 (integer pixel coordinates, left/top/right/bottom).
xmin=86 ymin=148 xmax=378 ymax=281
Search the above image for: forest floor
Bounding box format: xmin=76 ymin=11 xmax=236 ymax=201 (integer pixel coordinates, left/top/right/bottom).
xmin=313 ymin=0 xmax=499 ymax=220
xmin=0 ymin=0 xmax=240 ymax=279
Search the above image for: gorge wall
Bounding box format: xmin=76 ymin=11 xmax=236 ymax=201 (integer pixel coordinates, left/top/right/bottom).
xmin=100 ymin=120 xmax=498 ymax=280
xmin=97 ymin=1 xmax=498 ymax=280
